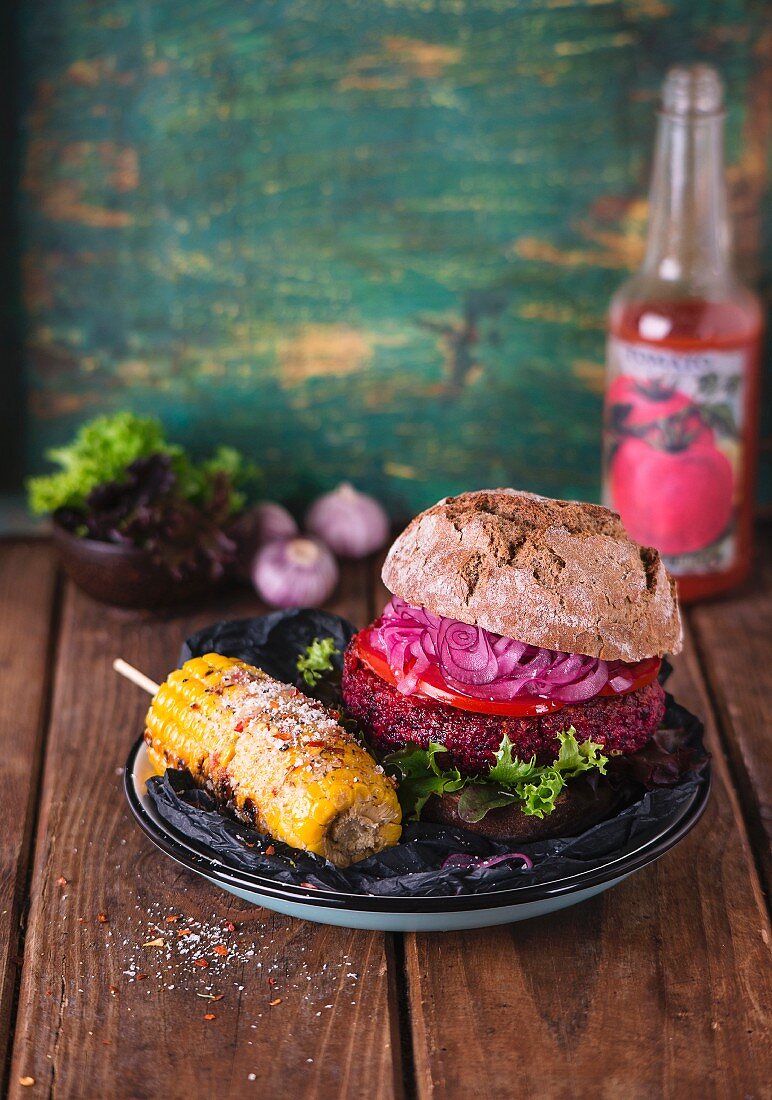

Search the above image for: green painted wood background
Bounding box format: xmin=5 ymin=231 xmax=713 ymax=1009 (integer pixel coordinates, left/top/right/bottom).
xmin=15 ymin=0 xmax=772 ymax=519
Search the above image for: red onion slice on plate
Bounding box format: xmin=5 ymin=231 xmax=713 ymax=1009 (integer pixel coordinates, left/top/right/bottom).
xmin=441 ymin=852 xmax=534 ymax=871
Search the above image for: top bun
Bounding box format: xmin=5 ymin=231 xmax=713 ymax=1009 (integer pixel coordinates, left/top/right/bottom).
xmin=381 ymin=489 xmax=682 ymax=662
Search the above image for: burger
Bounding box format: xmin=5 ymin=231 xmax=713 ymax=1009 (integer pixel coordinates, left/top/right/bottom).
xmin=341 ymin=489 xmax=683 ymax=842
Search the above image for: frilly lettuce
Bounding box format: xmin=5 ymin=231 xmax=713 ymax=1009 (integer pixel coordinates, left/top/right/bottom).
xmin=28 ymin=412 xmax=258 ymax=516
xmin=296 ymin=637 xmax=339 ymax=688
xmin=384 ymin=742 xmax=466 ymax=818
xmin=28 ymin=413 xmax=171 ymax=514
xmin=385 ymin=728 xmax=608 ymax=822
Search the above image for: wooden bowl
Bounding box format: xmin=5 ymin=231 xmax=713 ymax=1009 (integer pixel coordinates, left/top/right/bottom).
xmin=52 ymin=524 xmax=222 ymax=609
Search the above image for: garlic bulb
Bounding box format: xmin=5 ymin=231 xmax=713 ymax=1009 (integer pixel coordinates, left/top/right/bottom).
xmin=252 ymin=537 xmax=338 ymax=609
xmin=305 ymin=483 xmax=390 ymax=559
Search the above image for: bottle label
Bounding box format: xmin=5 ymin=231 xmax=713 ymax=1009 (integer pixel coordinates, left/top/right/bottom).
xmin=603 ymin=337 xmax=747 ymax=576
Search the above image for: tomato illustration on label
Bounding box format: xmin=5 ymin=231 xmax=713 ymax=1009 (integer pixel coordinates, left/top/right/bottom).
xmin=603 ymin=352 xmax=745 ymax=574
xmin=610 ymin=436 xmax=734 ymax=555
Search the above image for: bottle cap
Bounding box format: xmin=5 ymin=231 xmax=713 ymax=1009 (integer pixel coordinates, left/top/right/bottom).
xmin=661 ymin=64 xmax=724 ymax=116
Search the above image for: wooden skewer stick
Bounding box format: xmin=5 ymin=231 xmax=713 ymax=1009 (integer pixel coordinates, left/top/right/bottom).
xmin=113 ymin=658 xmax=160 ymax=696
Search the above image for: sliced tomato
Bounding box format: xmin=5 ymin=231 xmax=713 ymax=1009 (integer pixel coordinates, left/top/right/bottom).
xmin=351 ymin=632 xmax=661 ymax=718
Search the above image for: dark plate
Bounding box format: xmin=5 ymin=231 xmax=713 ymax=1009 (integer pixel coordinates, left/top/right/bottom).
xmin=125 ymin=736 xmax=711 ymax=916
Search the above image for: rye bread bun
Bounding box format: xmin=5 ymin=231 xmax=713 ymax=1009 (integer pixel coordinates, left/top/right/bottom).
xmin=381 ymin=489 xmax=682 ymax=662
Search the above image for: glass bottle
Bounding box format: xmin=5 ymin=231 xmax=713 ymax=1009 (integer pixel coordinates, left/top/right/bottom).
xmin=602 ymin=64 xmax=763 ymax=602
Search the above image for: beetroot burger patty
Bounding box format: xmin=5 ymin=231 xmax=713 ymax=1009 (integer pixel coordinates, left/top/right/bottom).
xmin=342 ymin=643 xmax=666 ymax=776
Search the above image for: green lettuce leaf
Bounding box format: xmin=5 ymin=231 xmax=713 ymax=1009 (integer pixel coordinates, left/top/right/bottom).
xmin=518 ymin=771 xmax=567 ymax=817
xmin=28 ymin=412 xmax=173 ymax=514
xmin=488 ymin=735 xmax=543 ymax=785
xmin=176 ymin=445 xmax=260 ymax=513
xmin=384 ymin=742 xmax=466 ymax=817
xmin=296 ymin=637 xmax=339 ymax=688
xmin=554 ymin=729 xmax=608 ymax=773
xmin=456 ymin=784 xmax=518 ymax=823
xmin=384 ymin=728 xmax=608 ymax=822
xmin=27 ymin=412 xmax=260 ymax=518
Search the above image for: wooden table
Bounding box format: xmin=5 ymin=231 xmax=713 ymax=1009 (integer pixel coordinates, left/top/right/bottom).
xmin=1 ymin=533 xmax=770 ymax=1099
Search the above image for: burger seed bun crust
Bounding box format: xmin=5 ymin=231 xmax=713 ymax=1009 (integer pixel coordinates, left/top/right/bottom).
xmin=381 ymin=489 xmax=682 ymax=662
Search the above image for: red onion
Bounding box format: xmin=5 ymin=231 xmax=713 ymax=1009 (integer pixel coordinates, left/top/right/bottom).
xmin=305 ymin=483 xmax=390 ymax=559
xmin=252 ymin=537 xmax=338 ymax=609
xmin=441 ymin=852 xmax=533 ymax=871
xmin=230 ymin=502 xmax=299 ymax=581
xmin=252 ymin=501 xmax=298 ymax=543
xmin=370 ymin=597 xmax=645 ymax=704
xmin=437 ymin=618 xmax=499 ymax=684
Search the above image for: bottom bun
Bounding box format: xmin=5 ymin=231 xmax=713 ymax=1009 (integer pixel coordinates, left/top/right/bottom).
xmin=422 ymin=777 xmax=623 ymax=843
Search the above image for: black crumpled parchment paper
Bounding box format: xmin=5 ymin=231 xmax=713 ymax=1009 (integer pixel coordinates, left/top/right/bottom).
xmin=144 ymin=611 xmax=710 ymax=898
xmin=181 ymin=609 xmax=354 ymax=687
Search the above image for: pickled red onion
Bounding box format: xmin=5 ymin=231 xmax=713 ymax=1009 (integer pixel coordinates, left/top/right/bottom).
xmin=371 ymin=597 xmax=645 ymax=704
xmin=441 ymin=852 xmax=534 ymax=871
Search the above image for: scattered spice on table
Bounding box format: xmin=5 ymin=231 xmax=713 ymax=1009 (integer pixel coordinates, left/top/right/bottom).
xmin=102 ymin=898 xmax=362 ymax=1053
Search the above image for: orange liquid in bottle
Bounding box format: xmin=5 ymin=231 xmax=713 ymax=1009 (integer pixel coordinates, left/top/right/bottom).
xmin=607 ymin=295 xmax=762 ymax=602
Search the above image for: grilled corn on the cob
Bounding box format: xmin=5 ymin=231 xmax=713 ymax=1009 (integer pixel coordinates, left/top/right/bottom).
xmin=144 ymin=652 xmax=402 ymax=867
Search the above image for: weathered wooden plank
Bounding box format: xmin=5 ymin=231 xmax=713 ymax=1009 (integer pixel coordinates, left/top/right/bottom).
xmin=7 ymin=572 xmax=403 ymax=1099
xmin=688 ymin=523 xmax=772 ymax=900
xmin=403 ymin=627 xmax=772 ymax=1100
xmin=0 ymin=541 xmax=59 ymax=1078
